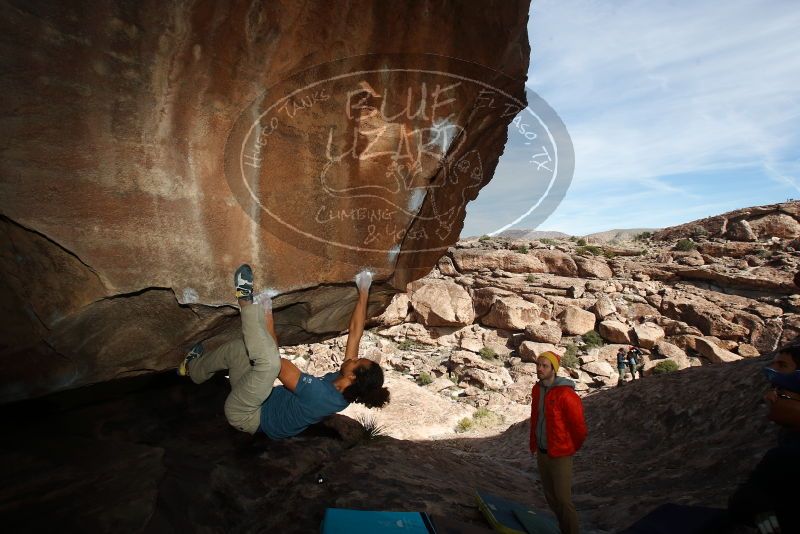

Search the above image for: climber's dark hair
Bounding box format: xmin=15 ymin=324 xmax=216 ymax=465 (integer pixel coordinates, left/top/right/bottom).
xmin=343 ymin=361 xmax=390 ymax=409
xmin=777 ymin=338 xmax=800 ymax=367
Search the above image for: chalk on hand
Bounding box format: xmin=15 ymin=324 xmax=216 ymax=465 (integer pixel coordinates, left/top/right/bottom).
xmin=354 ymin=269 xmax=374 ymax=293
xmin=253 ymin=288 xmax=279 ymax=311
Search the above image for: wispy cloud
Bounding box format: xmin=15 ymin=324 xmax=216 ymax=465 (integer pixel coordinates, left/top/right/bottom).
xmin=462 ymin=0 xmax=800 ymax=236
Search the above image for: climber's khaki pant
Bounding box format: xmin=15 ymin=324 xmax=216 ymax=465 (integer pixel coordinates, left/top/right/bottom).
xmin=537 ymin=453 xmax=580 ymax=534
xmin=188 ymin=303 xmax=280 ymax=434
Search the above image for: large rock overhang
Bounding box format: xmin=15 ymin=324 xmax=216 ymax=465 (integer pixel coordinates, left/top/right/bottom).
xmin=0 ymin=0 xmax=532 ymax=402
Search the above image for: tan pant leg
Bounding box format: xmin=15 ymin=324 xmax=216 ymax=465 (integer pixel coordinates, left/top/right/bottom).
xmin=537 ymin=453 xmax=558 ymax=520
xmin=544 ymin=455 xmax=580 ymax=534
xmin=223 ymin=303 xmax=281 ymax=434
xmin=187 ymin=338 xmax=251 ymax=385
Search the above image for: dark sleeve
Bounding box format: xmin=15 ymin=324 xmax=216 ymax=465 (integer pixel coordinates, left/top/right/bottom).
xmin=727 ymin=446 xmax=794 ymax=526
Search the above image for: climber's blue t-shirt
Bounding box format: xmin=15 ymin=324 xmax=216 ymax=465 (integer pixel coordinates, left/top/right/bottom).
xmin=259 ymin=372 xmax=349 ymax=439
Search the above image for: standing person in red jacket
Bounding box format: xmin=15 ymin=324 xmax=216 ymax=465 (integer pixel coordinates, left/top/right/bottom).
xmin=530 ymin=351 xmax=588 ymax=534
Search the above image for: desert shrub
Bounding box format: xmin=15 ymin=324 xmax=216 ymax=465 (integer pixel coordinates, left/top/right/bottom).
xmin=355 ymin=412 xmax=388 ymax=441
xmin=456 ymin=417 xmax=474 ymax=433
xmin=569 ymin=236 xmax=578 ymax=242
xmin=479 ymin=235 xmax=491 ymax=242
xmin=581 ymin=330 xmax=604 ymax=348
xmin=674 ymin=239 xmax=696 ymax=251
xmin=561 ymin=348 xmax=579 ymax=369
xmin=398 ymin=340 xmax=417 ymax=351
xmin=479 ymin=347 xmax=499 ymax=363
xmin=456 ymin=407 xmax=500 ymax=433
xmin=602 ymin=250 xmax=617 ymax=259
xmin=514 ymin=245 xmax=529 ymax=254
xmin=691 ymin=225 xmax=709 ymax=238
xmin=416 ymin=371 xmax=433 ymax=386
xmin=525 ymin=274 xmax=538 ymax=283
xmin=576 ymin=238 xmax=587 ymax=246
xmin=540 ymin=238 xmax=557 ymax=246
xmin=634 ymin=231 xmax=653 ymax=242
xmin=565 ymin=342 xmax=578 ymax=358
xmin=576 ymin=245 xmax=602 ymax=256
xmin=474 ymin=407 xmax=492 ymax=419
xmin=652 ymin=360 xmax=679 ymax=374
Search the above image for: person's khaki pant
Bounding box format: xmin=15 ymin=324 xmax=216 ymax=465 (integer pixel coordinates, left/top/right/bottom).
xmin=188 ymin=303 xmax=280 ymax=434
xmin=537 ymin=453 xmax=580 ymax=534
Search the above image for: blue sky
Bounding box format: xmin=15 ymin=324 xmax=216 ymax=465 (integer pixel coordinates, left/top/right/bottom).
xmin=461 ymin=0 xmax=800 ymax=237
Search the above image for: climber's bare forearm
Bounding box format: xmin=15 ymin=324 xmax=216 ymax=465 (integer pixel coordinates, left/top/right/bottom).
xmin=344 ymin=289 xmax=369 ymax=361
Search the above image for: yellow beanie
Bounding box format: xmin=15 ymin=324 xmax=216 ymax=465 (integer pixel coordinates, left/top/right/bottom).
xmin=539 ymin=351 xmax=561 ymax=373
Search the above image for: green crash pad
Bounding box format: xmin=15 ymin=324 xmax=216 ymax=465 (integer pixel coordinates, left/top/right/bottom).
xmin=475 ymin=490 xmax=559 ymax=534
xmin=320 ymin=508 xmax=435 ymax=533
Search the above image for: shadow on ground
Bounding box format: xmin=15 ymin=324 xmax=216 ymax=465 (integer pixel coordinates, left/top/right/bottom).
xmin=0 ymin=357 xmax=774 ymax=532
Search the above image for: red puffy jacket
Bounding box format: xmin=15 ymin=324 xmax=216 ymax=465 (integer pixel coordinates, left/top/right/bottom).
xmin=529 ymin=382 xmax=587 ymax=458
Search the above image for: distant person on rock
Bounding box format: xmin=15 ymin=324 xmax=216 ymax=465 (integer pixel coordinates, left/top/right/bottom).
xmin=727 ymin=339 xmax=800 ymax=533
xmin=627 ymin=346 xmax=643 ymax=380
xmin=178 ymin=264 xmax=389 ymax=439
xmin=530 ymin=351 xmax=587 ymax=534
xmin=617 ymin=347 xmax=628 ymax=386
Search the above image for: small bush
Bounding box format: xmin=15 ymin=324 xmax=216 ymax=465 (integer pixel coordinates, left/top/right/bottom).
xmin=576 ymin=238 xmax=587 ymax=246
xmin=355 ymin=412 xmax=388 ymax=441
xmin=576 ymin=245 xmax=603 ymax=256
xmin=569 ymin=236 xmax=578 ymax=242
xmin=525 ymin=274 xmax=538 ymax=283
xmin=602 ymin=250 xmax=617 ymax=259
xmin=398 ymin=340 xmax=417 ymax=351
xmin=456 ymin=417 xmax=474 ymax=433
xmin=565 ymin=342 xmax=578 ymax=359
xmin=474 ymin=407 xmax=492 ymax=419
xmin=652 ymin=360 xmax=679 ymax=374
xmin=416 ymin=371 xmax=433 ymax=386
xmin=634 ymin=231 xmax=653 ymax=242
xmin=479 ymin=347 xmax=499 ymax=362
xmin=674 ymin=239 xmax=696 ymax=251
xmin=581 ymin=330 xmax=604 ymax=348
xmin=514 ymin=245 xmax=529 ymax=254
xmin=561 ymin=348 xmax=579 ymax=369
xmin=691 ymin=225 xmax=709 ymax=238
xmin=479 ymin=235 xmax=491 ymax=242
xmin=755 ymin=248 xmax=771 ymax=258
xmin=540 ymin=238 xmax=557 ymax=246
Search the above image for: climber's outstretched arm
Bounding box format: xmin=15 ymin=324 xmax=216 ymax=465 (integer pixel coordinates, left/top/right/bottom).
xmin=344 ymin=271 xmax=372 ymax=361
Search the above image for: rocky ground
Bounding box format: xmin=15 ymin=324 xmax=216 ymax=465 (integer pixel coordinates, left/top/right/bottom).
xmin=0 ymin=349 xmax=777 ymax=533
xmin=1 ymin=202 xmax=798 ymax=532
xmin=272 ymin=203 xmax=800 ymax=444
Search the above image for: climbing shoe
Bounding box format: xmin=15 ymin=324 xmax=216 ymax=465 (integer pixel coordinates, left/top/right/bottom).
xmin=178 ymin=342 xmax=204 ymax=377
xmin=234 ymin=264 xmax=254 ymax=301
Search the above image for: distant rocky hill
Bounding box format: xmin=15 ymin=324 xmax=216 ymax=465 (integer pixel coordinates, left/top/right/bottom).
xmin=654 ymin=201 xmax=800 ymax=242
xmin=584 ymin=228 xmax=658 ymax=243
xmin=494 ymin=229 xmax=571 ymax=240
xmin=473 ymin=200 xmax=800 ymax=244
xmin=485 ymin=228 xmax=659 ymax=243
